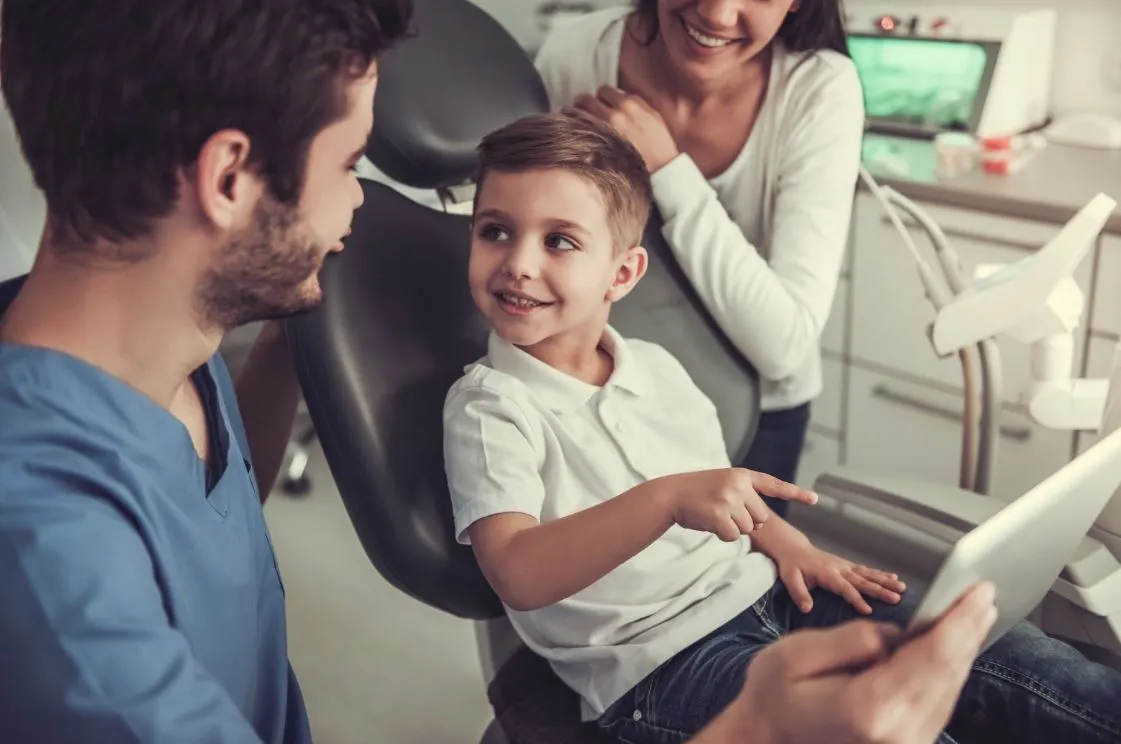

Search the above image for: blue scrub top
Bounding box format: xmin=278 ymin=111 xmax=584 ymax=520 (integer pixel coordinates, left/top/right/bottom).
xmin=0 ymin=344 xmax=312 ymax=743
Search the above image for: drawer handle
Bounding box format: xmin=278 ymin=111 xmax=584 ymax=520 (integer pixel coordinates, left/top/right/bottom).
xmin=879 ymin=216 xmax=1039 ymax=252
xmin=871 ymin=384 xmax=1032 ymax=442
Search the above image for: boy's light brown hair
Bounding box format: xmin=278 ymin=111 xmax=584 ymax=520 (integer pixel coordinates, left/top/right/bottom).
xmin=474 ymin=111 xmax=653 ymax=251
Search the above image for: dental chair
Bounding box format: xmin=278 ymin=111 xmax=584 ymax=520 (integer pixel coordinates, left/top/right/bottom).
xmin=284 ymin=1 xmax=761 ymax=741
xmin=285 ymin=1 xmax=1121 ymax=742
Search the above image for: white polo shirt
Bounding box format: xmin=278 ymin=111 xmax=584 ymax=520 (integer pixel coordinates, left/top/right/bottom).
xmin=442 ymin=326 xmax=777 ymax=720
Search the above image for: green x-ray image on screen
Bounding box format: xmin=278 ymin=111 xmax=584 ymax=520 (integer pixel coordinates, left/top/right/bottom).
xmin=848 ymin=35 xmax=991 ymax=132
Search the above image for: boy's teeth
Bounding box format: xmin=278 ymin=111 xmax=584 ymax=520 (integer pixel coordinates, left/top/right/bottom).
xmin=502 ymin=293 xmax=540 ymax=308
xmin=686 ymin=24 xmax=732 ymax=48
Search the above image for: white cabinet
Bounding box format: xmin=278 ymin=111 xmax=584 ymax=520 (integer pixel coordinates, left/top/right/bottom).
xmin=798 ymin=430 xmax=841 ymax=491
xmin=849 ymin=195 xmax=1094 ymax=401
xmin=845 ymin=365 xmax=965 ymax=487
xmin=845 ymin=364 xmax=1074 ymax=502
xmin=1092 ymin=237 xmax=1121 ymax=337
xmin=813 ymin=355 xmax=845 ymax=432
xmin=821 ymin=276 xmax=849 ymax=356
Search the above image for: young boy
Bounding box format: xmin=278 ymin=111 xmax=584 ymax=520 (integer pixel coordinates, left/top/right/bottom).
xmin=443 ymin=112 xmax=1121 ymax=744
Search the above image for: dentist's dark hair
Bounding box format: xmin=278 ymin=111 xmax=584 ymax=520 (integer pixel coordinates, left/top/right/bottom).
xmin=0 ymin=0 xmax=413 ymax=254
xmin=633 ymin=0 xmax=850 ymax=57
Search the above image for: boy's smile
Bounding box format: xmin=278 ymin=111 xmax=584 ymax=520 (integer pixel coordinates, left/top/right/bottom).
xmin=494 ymin=288 xmax=554 ymax=316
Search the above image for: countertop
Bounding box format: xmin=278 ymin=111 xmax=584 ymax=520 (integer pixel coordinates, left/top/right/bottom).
xmin=859 ymin=134 xmax=1121 ymax=236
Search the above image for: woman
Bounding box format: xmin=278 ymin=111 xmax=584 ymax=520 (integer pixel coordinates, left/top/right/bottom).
xmin=535 ymin=0 xmax=864 ymax=517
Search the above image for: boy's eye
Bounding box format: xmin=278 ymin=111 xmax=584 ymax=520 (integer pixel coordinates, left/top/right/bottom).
xmin=478 ymin=223 xmax=511 ymax=242
xmin=544 ymin=233 xmax=578 ymax=252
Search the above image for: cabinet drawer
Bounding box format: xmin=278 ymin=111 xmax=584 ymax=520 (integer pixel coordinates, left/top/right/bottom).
xmin=850 ymin=195 xmax=1093 ymax=400
xmin=845 ymin=366 xmax=1074 ymax=502
xmin=821 ymin=276 xmax=848 ymax=356
xmin=798 ymin=430 xmax=841 ymax=491
xmin=1092 ymin=237 xmax=1121 ymax=336
xmin=813 ymin=355 xmax=844 ymax=432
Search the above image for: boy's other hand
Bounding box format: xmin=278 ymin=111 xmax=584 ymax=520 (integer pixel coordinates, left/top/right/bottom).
xmin=722 ymin=582 xmax=997 ymax=744
xmin=667 ymin=468 xmax=817 ymax=542
xmin=775 ymin=541 xmax=907 ymax=615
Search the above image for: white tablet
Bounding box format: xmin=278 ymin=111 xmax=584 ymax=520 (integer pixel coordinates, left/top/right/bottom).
xmin=904 ymin=426 xmax=1121 ymax=650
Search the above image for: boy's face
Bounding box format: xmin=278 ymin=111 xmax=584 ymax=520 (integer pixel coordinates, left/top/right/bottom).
xmin=469 ymin=168 xmax=646 ymax=354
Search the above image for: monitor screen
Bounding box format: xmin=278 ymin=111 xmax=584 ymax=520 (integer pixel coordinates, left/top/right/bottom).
xmin=848 ymin=34 xmax=998 ymax=135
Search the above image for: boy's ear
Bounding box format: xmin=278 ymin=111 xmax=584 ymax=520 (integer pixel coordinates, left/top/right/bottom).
xmin=606 ymin=245 xmax=648 ymax=303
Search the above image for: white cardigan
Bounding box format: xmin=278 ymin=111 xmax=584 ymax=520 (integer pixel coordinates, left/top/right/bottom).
xmin=534 ymin=8 xmax=865 ymax=412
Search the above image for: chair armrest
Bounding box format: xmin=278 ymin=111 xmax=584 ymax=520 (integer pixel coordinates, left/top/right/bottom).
xmin=786 ymin=467 xmax=1007 ymax=583
xmin=813 ymin=467 xmax=1006 ymax=539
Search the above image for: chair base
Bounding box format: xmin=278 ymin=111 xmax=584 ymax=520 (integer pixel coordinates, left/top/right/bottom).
xmin=280 ymin=420 xmax=317 ymax=496
xmin=486 ymin=646 xmax=616 ymax=744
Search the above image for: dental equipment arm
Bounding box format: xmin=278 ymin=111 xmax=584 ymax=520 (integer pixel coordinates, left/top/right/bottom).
xmin=931 ymin=192 xmax=1118 ymax=432
xmin=859 ymin=165 xmax=1118 ymax=491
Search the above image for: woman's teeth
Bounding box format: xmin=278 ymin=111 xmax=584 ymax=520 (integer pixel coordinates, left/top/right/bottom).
xmin=685 ymin=23 xmax=734 ymax=48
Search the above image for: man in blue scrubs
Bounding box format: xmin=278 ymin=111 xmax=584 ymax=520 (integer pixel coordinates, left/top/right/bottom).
xmin=0 ymin=1 xmax=411 ymax=741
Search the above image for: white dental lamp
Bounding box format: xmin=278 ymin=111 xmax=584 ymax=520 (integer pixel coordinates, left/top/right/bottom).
xmin=860 ymin=166 xmax=1119 ymax=494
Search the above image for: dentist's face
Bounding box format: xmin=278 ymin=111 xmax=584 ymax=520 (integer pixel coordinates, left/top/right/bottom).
xmin=197 ymin=66 xmax=377 ymax=329
xmin=655 ymin=0 xmax=799 ymax=79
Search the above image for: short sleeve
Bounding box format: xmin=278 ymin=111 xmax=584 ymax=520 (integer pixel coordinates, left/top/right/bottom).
xmin=443 ymin=383 xmax=547 ymax=544
xmin=0 ymin=480 xmax=263 ymax=743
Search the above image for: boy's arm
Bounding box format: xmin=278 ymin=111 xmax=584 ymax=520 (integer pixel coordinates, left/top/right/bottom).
xmin=444 ymin=385 xmax=681 ymax=612
xmin=469 ymin=483 xmax=677 ymax=612
xmin=749 ymin=511 xmax=813 ymax=561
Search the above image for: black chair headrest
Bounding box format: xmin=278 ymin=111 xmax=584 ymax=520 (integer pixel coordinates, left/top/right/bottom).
xmin=0 ymin=274 xmax=26 ymax=315
xmin=368 ymin=0 xmax=549 ymax=190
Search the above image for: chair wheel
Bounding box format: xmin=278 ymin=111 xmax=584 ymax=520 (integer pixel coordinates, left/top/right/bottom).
xmin=282 ymin=476 xmax=312 ymax=497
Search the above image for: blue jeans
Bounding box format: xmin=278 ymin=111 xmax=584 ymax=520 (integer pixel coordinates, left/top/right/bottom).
xmin=598 ymin=583 xmax=1121 ymax=744
xmin=740 ymin=403 xmax=811 ymax=520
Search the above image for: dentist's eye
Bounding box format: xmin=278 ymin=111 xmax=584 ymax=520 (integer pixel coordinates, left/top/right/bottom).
xmin=545 ymin=233 xmax=578 ymax=252
xmin=478 ymin=223 xmax=512 ymax=242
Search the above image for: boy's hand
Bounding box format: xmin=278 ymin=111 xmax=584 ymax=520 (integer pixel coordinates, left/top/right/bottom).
xmin=774 ymin=541 xmax=906 ymax=615
xmin=668 ymin=468 xmax=818 ymax=542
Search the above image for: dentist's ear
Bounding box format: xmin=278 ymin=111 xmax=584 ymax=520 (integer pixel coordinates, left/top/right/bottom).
xmin=606 ymin=245 xmax=648 ymax=303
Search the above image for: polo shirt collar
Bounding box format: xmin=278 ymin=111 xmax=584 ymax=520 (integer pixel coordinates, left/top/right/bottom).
xmin=486 ymin=325 xmax=648 ymax=413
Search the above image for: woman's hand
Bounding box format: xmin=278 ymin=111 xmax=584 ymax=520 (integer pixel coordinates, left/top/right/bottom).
xmin=775 ymin=541 xmax=907 ymax=615
xmin=571 ymin=86 xmax=679 ymax=173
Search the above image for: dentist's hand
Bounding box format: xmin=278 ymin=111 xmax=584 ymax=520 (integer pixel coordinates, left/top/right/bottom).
xmin=705 ymin=582 xmax=998 ymax=744
xmin=570 ymin=86 xmax=680 ymax=173
xmin=665 ymin=468 xmax=818 ymax=542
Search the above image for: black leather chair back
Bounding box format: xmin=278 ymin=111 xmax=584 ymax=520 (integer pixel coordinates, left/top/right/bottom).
xmin=286 ymin=0 xmax=761 ymax=621
xmin=0 ymin=274 xmax=26 ymax=315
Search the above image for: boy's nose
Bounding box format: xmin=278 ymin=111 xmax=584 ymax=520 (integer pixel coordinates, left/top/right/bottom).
xmin=501 ymin=241 xmax=542 ymax=279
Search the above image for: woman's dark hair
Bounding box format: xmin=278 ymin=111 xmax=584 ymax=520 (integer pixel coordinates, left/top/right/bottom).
xmin=633 ymin=0 xmax=849 ymax=57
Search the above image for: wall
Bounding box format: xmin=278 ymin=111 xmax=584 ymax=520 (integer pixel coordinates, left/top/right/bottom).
xmin=0 ymin=102 xmax=43 ymax=280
